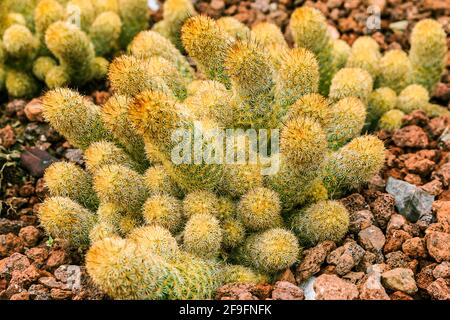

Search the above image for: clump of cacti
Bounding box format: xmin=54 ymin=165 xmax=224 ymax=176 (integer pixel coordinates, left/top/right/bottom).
xmin=37 ymin=7 xmax=450 ymax=300
xmin=0 ymin=0 xmax=149 ymax=97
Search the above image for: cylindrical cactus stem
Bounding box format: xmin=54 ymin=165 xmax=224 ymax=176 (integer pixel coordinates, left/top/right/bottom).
xmin=142 ymin=194 xmax=184 ymax=234
xmin=93 ymin=164 xmax=148 ymax=213
xmin=146 ymin=56 xmax=187 ymax=100
xmin=345 ymin=36 xmax=381 ymax=79
xmin=275 ymin=48 xmax=320 ymax=108
xmin=89 ymin=11 xmax=122 ymax=56
xmin=128 ymin=225 xmax=180 ymax=258
xmin=45 ymin=65 xmax=70 ymax=89
xmin=286 ymin=93 xmax=331 ymax=129
xmin=217 ymin=17 xmax=250 ymax=41
xmin=329 ymin=67 xmax=373 ymax=103
xmin=366 ymin=87 xmax=397 ymax=129
xmin=143 ymin=164 xmax=181 ymax=197
xmin=39 ymin=196 xmax=97 ymax=247
xmin=291 ymin=200 xmax=349 ymax=247
xmin=323 ymin=135 xmax=385 ymax=198
xmin=128 ymin=30 xmax=194 ymax=80
xmin=289 ymin=6 xmax=336 ymax=95
xmin=34 ymin=0 xmax=65 ymax=39
xmin=331 ymin=39 xmax=351 ymax=70
xmin=237 ymin=187 xmax=282 ymax=231
xmin=117 ymin=0 xmax=149 ymax=48
xmin=377 ymin=49 xmax=412 ymax=94
xmin=84 ymin=141 xmax=139 ymax=173
xmin=221 ymin=163 xmax=263 ymax=199
xmin=2 ymin=24 xmax=39 ymax=61
xmin=251 ymin=22 xmax=286 ymax=47
xmin=397 ymin=84 xmax=429 ymax=114
xmin=32 ymin=56 xmax=57 ymax=81
xmin=44 ymin=161 xmax=98 ymax=210
xmin=222 ymin=265 xmax=268 ymax=285
xmin=42 ymin=88 xmax=112 ymax=150
xmin=221 ymin=217 xmax=246 ymax=249
xmin=182 ymin=190 xmax=219 ymax=219
xmin=378 ymin=109 xmax=405 ymax=131
xmin=183 ymin=213 xmax=223 ymax=259
xmin=181 ymin=15 xmax=232 ymax=85
xmin=5 ymin=69 xmax=38 ymax=98
xmin=409 ymin=19 xmax=447 ymax=92
xmin=326 ymin=97 xmax=367 ymax=150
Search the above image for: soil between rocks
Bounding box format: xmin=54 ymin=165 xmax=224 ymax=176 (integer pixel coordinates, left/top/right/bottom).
xmin=0 ymin=0 xmax=449 ymax=300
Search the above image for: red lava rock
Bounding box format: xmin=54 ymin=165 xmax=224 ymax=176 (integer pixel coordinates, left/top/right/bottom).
xmin=10 ymin=291 xmax=30 ymax=300
xmin=342 ymin=271 xmax=365 ymax=284
xmin=384 ymin=230 xmax=412 ymax=254
xmin=421 ymin=179 xmax=444 ymax=196
xmin=416 ymin=263 xmax=438 ymax=290
xmin=326 ymin=241 xmax=365 ymax=275
xmin=385 ymin=251 xmax=415 ymax=270
xmin=433 ymin=162 xmax=450 ymax=187
xmin=46 ymin=249 xmax=70 ymax=269
xmin=402 ymin=237 xmax=427 ymax=259
xmin=9 ymin=264 xmax=40 ymax=288
xmin=358 ymin=267 xmax=390 ymax=300
xmin=0 ymin=125 xmax=16 ymax=148
xmin=0 ymin=233 xmax=24 ymax=258
xmin=386 ymin=214 xmax=407 ymax=234
xmin=426 ymin=232 xmax=450 ymax=262
xmin=392 ymin=125 xmax=429 ymax=148
xmin=404 ymin=173 xmax=423 ymax=185
xmin=404 ymin=154 xmax=435 ymax=176
xmin=340 ymin=193 xmax=369 ymax=213
xmin=50 ymin=288 xmax=73 ymax=300
xmin=427 ymin=278 xmax=450 ymax=300
xmin=250 ymin=283 xmax=273 ymax=300
xmin=18 ymin=226 xmax=41 ymax=247
xmin=216 ymin=283 xmax=258 ymax=300
xmin=295 ymin=241 xmax=336 ymax=283
xmin=0 ymin=219 xmax=24 ymax=235
xmin=356 ymin=251 xmax=384 ymax=273
xmin=38 ymin=276 xmax=65 ymax=289
xmin=433 ymin=261 xmax=450 ymax=279
xmin=271 ymin=281 xmax=304 ymax=300
xmin=381 ymin=267 xmax=418 ymax=294
xmin=313 ymin=274 xmax=359 ymax=300
xmin=358 ymin=226 xmax=386 ymax=252
xmin=276 ymin=268 xmax=296 ymax=284
xmin=433 ymin=200 xmax=450 ymax=227
xmin=24 ymin=98 xmax=44 ymax=122
xmin=370 ymin=193 xmax=396 ymax=229
xmin=28 ymin=284 xmax=50 ymax=300
xmin=349 ymin=210 xmax=374 ymax=234
xmin=427 ymin=116 xmax=450 ymax=137
xmin=389 ymin=291 xmax=414 ymax=300
xmin=20 ymin=147 xmax=58 ymax=178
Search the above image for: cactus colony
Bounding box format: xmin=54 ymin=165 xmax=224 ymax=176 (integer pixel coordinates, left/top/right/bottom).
xmin=0 ymin=0 xmax=149 ymax=98
xmin=32 ymin=3 xmax=448 ymax=300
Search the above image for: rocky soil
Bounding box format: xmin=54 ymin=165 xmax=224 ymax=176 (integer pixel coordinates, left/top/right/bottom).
xmin=1 ymin=0 xmax=449 ymax=300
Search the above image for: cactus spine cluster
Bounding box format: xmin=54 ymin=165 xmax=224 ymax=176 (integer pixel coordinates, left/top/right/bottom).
xmin=39 ymin=6 xmax=450 ymax=301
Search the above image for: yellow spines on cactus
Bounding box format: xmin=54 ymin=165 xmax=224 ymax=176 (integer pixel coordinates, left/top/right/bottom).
xmin=144 ymin=165 xmax=181 ymax=197
xmin=142 ymin=194 xmax=183 ymax=233
xmin=128 ymin=30 xmax=194 ymax=80
xmin=42 ymin=88 xmax=111 ymax=149
xmin=89 ymin=222 xmax=118 ymax=243
xmin=97 ymin=202 xmax=127 ymax=229
xmin=289 ymin=6 xmax=335 ymax=95
xmin=108 ymin=55 xmax=173 ymax=97
xmin=291 ymin=200 xmax=349 ymax=247
xmin=153 ymin=0 xmax=197 ymax=51
xmin=378 ymin=109 xmax=405 ymax=131
xmin=346 ymin=36 xmax=381 ymax=79
xmin=217 ymin=17 xmax=250 ymax=41
xmin=216 ymin=196 xmax=236 ymax=221
xmin=92 ymin=0 xmax=119 ymax=14
xmin=237 ymin=187 xmax=282 ymax=231
xmin=275 ymin=48 xmax=319 ymax=108
xmin=89 ymin=11 xmax=122 ymax=56
xmin=39 ymin=196 xmax=97 ymax=247
xmin=67 ymin=0 xmax=96 ymax=31
xmin=422 ymin=103 xmax=450 ymax=118
xmin=331 ymin=39 xmax=351 ymax=70
xmin=326 ymin=97 xmax=366 ymax=149
xmin=377 ymin=49 xmax=412 ymax=94
xmin=45 ymin=21 xmax=95 ymax=84
xmin=117 ymin=0 xmax=149 ymax=48
xmin=251 ymin=22 xmax=286 ymax=47
xmin=221 ymin=217 xmax=246 ymax=249
xmin=222 ymin=264 xmax=269 ymax=284
xmin=181 ymin=15 xmax=231 ymax=85
xmin=44 ymin=161 xmax=98 ymax=209
xmin=286 ymin=93 xmax=331 ymax=129
xmin=409 ymin=19 xmax=447 ymax=92
xmin=280 ymin=116 xmax=327 ymax=172
xmin=32 ymin=56 xmax=57 ymax=81
xmin=45 ymin=65 xmax=70 ymax=88
xmin=183 ymin=213 xmax=223 ymax=259
xmin=34 ymin=0 xmax=65 ymax=38
xmin=366 ymin=87 xmax=397 ymax=127
xmin=397 ymin=84 xmax=429 ymax=114
xmin=93 ymin=164 xmax=147 ymax=213
xmin=84 ymin=141 xmax=138 ymax=173
xmin=329 ymin=67 xmax=373 ymax=103
xmin=147 ymin=56 xmax=187 ymax=100
xmin=182 ymin=190 xmax=219 ymax=218
xmin=221 ymin=163 xmax=263 ymax=199
xmin=5 ymin=69 xmax=38 ymax=98
xmin=323 ymin=135 xmax=385 ymax=198
xmin=0 ymin=67 xmax=5 ymax=92
xmin=243 ymin=228 xmax=300 ymax=273
xmin=128 ymin=225 xmax=180 ymax=258
xmin=90 ymin=56 xmax=109 ymax=80
xmin=2 ymin=24 xmax=39 ymax=61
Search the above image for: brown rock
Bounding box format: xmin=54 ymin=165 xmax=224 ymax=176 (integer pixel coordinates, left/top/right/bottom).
xmin=426 ymin=232 xmax=450 ymax=262
xmin=50 ymin=288 xmax=73 ymax=300
xmin=340 ymin=193 xmax=368 ymax=213
xmin=389 ymin=291 xmax=414 ymax=300
xmin=0 ymin=253 xmax=30 ymax=278
xmin=38 ymin=276 xmax=65 ymax=289
xmin=370 ymin=194 xmax=395 ymax=229
xmin=386 ymin=214 xmax=407 ymax=234
xmin=381 ymin=268 xmax=418 ymax=294
xmin=216 ymin=283 xmax=258 ymax=300
xmin=358 ymin=266 xmax=390 ymax=300
xmin=0 ymin=125 xmax=16 ymax=148
xmin=392 ymin=125 xmax=429 ymax=148
xmin=384 ymin=230 xmax=412 ymax=254
xmin=24 ymin=98 xmax=44 ymax=122
xmin=433 ymin=262 xmax=450 ymax=279
xmin=276 ymin=268 xmax=296 ymax=284
xmin=358 ymin=226 xmax=386 ymax=252
xmin=295 ymin=241 xmax=336 ymax=283
xmin=0 ymin=233 xmax=24 ymax=258
xmin=28 ymin=284 xmax=50 ymax=300
xmin=421 ymin=179 xmax=444 ymax=196
xmin=10 ymin=291 xmax=30 ymax=300
xmin=313 ymin=274 xmax=359 ymax=300
xmin=349 ymin=210 xmax=374 ymax=234
xmin=326 ymin=241 xmax=365 ymax=275
xmin=402 ymin=237 xmax=427 ymax=258
xmin=427 ymin=116 xmax=450 ymax=137
xmin=9 ymin=264 xmax=40 ymax=288
xmin=404 ymin=154 xmax=435 ymax=176
xmin=0 ymin=218 xmax=24 ymax=235
xmin=427 ymin=278 xmax=450 ymax=300
xmin=385 ymin=251 xmax=415 ymax=270
xmin=18 ymin=226 xmax=40 ymax=247
xmin=434 ymin=162 xmax=450 ymax=187
xmin=46 ymin=249 xmax=70 ymax=269
xmin=271 ymin=281 xmax=304 ymax=300
xmin=433 ymin=200 xmax=450 ymax=227
xmin=25 ymin=247 xmax=49 ymax=266
xmin=342 ymin=272 xmax=365 ymax=284
xmin=416 ymin=263 xmax=438 ymax=290
xmin=20 ymin=147 xmax=58 ymax=178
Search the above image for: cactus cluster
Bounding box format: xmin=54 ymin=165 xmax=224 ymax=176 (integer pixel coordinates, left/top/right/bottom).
xmin=35 ymin=7 xmax=449 ymax=300
xmin=0 ymin=0 xmax=148 ymax=97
